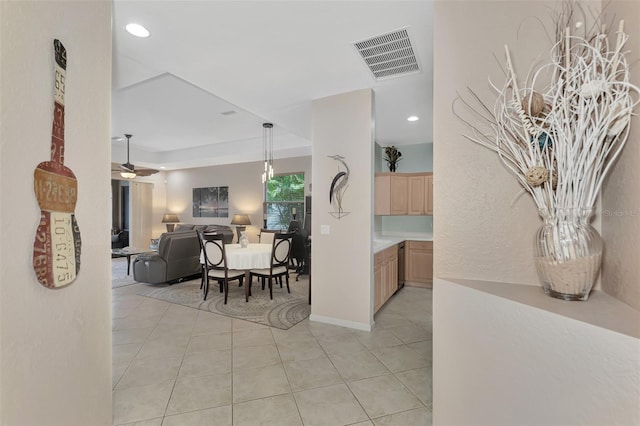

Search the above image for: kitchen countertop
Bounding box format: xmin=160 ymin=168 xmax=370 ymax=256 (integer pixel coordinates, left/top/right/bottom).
xmin=373 ymin=232 xmax=433 ymax=253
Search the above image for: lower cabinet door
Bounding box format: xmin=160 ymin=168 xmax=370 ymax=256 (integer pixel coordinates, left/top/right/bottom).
xmin=406 ymin=241 xmax=433 ymax=288
xmin=387 ymin=254 xmax=398 ymax=298
xmin=374 ymin=262 xmax=383 ymax=312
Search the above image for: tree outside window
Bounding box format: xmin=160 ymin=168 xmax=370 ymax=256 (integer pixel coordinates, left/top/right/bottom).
xmin=265 ymin=173 xmax=304 ymax=230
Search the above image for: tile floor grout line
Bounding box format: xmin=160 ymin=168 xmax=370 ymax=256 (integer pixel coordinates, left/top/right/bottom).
xmin=112 ymin=300 xmax=167 ymax=391
xmin=386 ymin=310 xmax=431 ymax=412
xmin=159 ymin=303 xmax=199 ymax=421
xmin=315 ymin=331 xmax=381 ymax=424
xmin=113 ymin=273 xmax=432 ymax=425
xmin=267 ymin=322 xmax=305 ymax=424
xmin=343 ymin=379 xmax=375 ymax=424
xmin=230 ymin=319 xmax=234 ymax=426
xmin=390 ymin=366 xmax=429 ymax=408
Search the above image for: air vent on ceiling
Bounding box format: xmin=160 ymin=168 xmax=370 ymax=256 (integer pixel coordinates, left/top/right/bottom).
xmin=353 ymin=28 xmax=420 ymax=80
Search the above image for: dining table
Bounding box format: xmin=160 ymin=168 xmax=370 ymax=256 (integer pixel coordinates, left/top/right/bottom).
xmin=224 ymin=243 xmax=273 ymax=301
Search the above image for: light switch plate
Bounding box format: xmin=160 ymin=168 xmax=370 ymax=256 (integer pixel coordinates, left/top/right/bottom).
xmin=320 ymin=225 xmax=330 ymax=235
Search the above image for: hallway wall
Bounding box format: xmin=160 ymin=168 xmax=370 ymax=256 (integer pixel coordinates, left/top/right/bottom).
xmin=0 ymin=1 xmax=113 ymax=424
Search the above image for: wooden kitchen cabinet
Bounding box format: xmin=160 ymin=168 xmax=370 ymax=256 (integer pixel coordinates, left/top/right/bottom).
xmin=425 ymin=174 xmax=433 ymax=215
xmin=408 ymin=175 xmax=425 ymax=215
xmin=384 ymin=246 xmax=398 ymax=302
xmin=374 ymin=252 xmax=383 ymax=312
xmin=375 ymin=172 xmax=432 ymax=216
xmin=374 ymin=244 xmax=398 ymax=313
xmin=375 ymin=174 xmax=408 ymax=215
xmin=405 ymin=240 xmax=433 ymax=288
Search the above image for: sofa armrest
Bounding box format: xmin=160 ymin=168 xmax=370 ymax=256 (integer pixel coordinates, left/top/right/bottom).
xmin=137 ymin=253 xmax=160 ymax=262
xmin=133 ymin=255 xmax=168 ymax=284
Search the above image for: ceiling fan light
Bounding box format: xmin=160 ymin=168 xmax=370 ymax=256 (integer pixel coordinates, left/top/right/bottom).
xmin=120 ymin=171 xmax=136 ymax=179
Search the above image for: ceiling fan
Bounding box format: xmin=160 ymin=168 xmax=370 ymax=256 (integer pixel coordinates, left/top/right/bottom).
xmin=111 ymin=134 xmax=159 ymax=178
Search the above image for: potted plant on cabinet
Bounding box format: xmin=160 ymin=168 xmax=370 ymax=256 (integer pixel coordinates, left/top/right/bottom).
xmin=383 ymin=145 xmax=402 ymax=172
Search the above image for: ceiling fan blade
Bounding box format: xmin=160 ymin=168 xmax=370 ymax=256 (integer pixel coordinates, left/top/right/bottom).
xmin=135 ymin=168 xmax=160 ymax=177
xmin=114 ymin=136 xmax=151 ymax=178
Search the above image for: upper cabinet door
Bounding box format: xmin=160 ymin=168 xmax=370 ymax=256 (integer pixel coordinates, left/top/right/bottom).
xmin=375 ymin=172 xmax=432 ymax=216
xmin=425 ymin=174 xmax=433 ymax=215
xmin=375 ymin=174 xmax=406 ymax=215
xmin=389 ymin=175 xmax=408 ymax=215
xmin=408 ymin=175 xmax=425 ymax=215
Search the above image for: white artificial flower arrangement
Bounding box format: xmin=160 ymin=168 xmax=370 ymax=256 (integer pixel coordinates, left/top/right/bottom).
xmin=455 ymin=2 xmax=639 ymax=300
xmin=456 ymin=4 xmax=639 ymax=215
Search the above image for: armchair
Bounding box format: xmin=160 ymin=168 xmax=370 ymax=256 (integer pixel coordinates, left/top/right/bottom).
xmin=111 ymin=230 xmax=129 ymax=250
xmin=133 ymin=230 xmax=201 ymax=284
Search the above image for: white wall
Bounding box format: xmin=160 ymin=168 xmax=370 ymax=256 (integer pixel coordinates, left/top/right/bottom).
xmin=432 ymin=1 xmax=640 ymax=424
xmin=601 ymin=0 xmax=640 ymax=310
xmin=434 ymin=278 xmax=640 ymax=426
xmin=0 ymin=1 xmax=112 ymax=424
xmin=433 ymin=0 xmax=567 ymax=285
xmin=165 ymin=156 xmax=311 ymax=242
xmin=311 ymin=89 xmax=375 ymax=330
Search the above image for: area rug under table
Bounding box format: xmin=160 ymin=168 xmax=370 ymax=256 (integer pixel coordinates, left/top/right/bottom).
xmin=111 ymin=257 xmax=138 ymax=289
xmin=138 ymin=276 xmax=310 ymax=330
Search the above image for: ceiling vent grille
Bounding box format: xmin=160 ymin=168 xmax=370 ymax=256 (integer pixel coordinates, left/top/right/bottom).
xmin=353 ymin=28 xmax=420 ymax=80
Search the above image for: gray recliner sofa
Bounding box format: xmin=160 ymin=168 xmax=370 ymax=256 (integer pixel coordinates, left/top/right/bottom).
xmin=173 ymin=224 xmax=234 ymax=244
xmin=133 ymin=230 xmax=202 ymax=284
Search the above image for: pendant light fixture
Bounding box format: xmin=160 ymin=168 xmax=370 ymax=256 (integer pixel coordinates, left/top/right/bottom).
xmin=261 ymin=123 xmax=274 ymax=183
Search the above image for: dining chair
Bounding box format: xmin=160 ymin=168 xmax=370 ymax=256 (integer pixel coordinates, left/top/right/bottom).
xmin=250 ymin=232 xmax=294 ymax=300
xmin=201 ymin=234 xmax=244 ymax=304
xmin=259 ymin=228 xmax=278 ymax=245
xmin=200 ymin=232 xmax=219 ymax=291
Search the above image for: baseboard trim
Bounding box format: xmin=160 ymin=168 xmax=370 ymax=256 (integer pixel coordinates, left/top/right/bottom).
xmin=309 ymin=314 xmax=372 ymax=331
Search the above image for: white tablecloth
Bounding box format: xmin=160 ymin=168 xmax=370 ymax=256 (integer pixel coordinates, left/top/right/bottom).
xmin=225 ymin=243 xmax=272 ymax=270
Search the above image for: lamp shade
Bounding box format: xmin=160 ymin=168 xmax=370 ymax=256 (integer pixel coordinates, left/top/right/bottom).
xmin=162 ymin=213 xmax=180 ymax=224
xmin=231 ymin=214 xmax=251 ymax=226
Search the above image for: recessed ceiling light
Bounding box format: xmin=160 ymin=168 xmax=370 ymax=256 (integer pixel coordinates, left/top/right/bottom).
xmin=160 ymin=166 xmax=166 ymax=169
xmin=407 ymin=116 xmax=419 ymax=122
xmin=126 ymin=23 xmax=150 ymax=38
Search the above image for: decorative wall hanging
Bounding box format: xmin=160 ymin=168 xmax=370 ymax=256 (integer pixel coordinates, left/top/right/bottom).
xmin=454 ymin=3 xmax=640 ymax=301
xmin=33 ymin=39 xmax=82 ymax=288
xmin=193 ymin=186 xmax=229 ymax=217
xmin=328 ymin=155 xmax=350 ymax=219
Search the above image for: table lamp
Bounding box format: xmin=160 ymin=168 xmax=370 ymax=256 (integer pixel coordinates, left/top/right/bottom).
xmin=162 ymin=213 xmax=180 ymax=232
xmin=231 ymin=214 xmax=251 ymax=242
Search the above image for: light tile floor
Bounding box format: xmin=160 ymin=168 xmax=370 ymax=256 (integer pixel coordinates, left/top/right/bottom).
xmin=112 ymin=280 xmax=432 ymax=425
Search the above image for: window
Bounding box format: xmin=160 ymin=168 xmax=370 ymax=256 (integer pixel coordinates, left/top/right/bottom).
xmin=265 ymin=172 xmax=305 ymax=230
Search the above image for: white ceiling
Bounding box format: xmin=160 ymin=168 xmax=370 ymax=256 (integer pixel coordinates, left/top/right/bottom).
xmin=111 ymin=1 xmax=433 ymax=170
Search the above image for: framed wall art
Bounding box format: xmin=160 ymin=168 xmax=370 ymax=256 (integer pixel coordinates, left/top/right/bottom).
xmin=193 ymin=186 xmax=229 ymax=217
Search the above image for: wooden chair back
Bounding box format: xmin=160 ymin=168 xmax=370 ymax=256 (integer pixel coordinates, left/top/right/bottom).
xmin=272 ymin=232 xmax=294 ymax=268
xmin=202 ymin=234 xmax=227 ymax=271
xmin=259 ymin=229 xmax=278 ymax=245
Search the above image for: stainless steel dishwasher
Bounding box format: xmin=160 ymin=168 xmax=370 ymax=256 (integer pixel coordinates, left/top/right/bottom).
xmin=397 ymin=242 xmax=405 ymax=289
